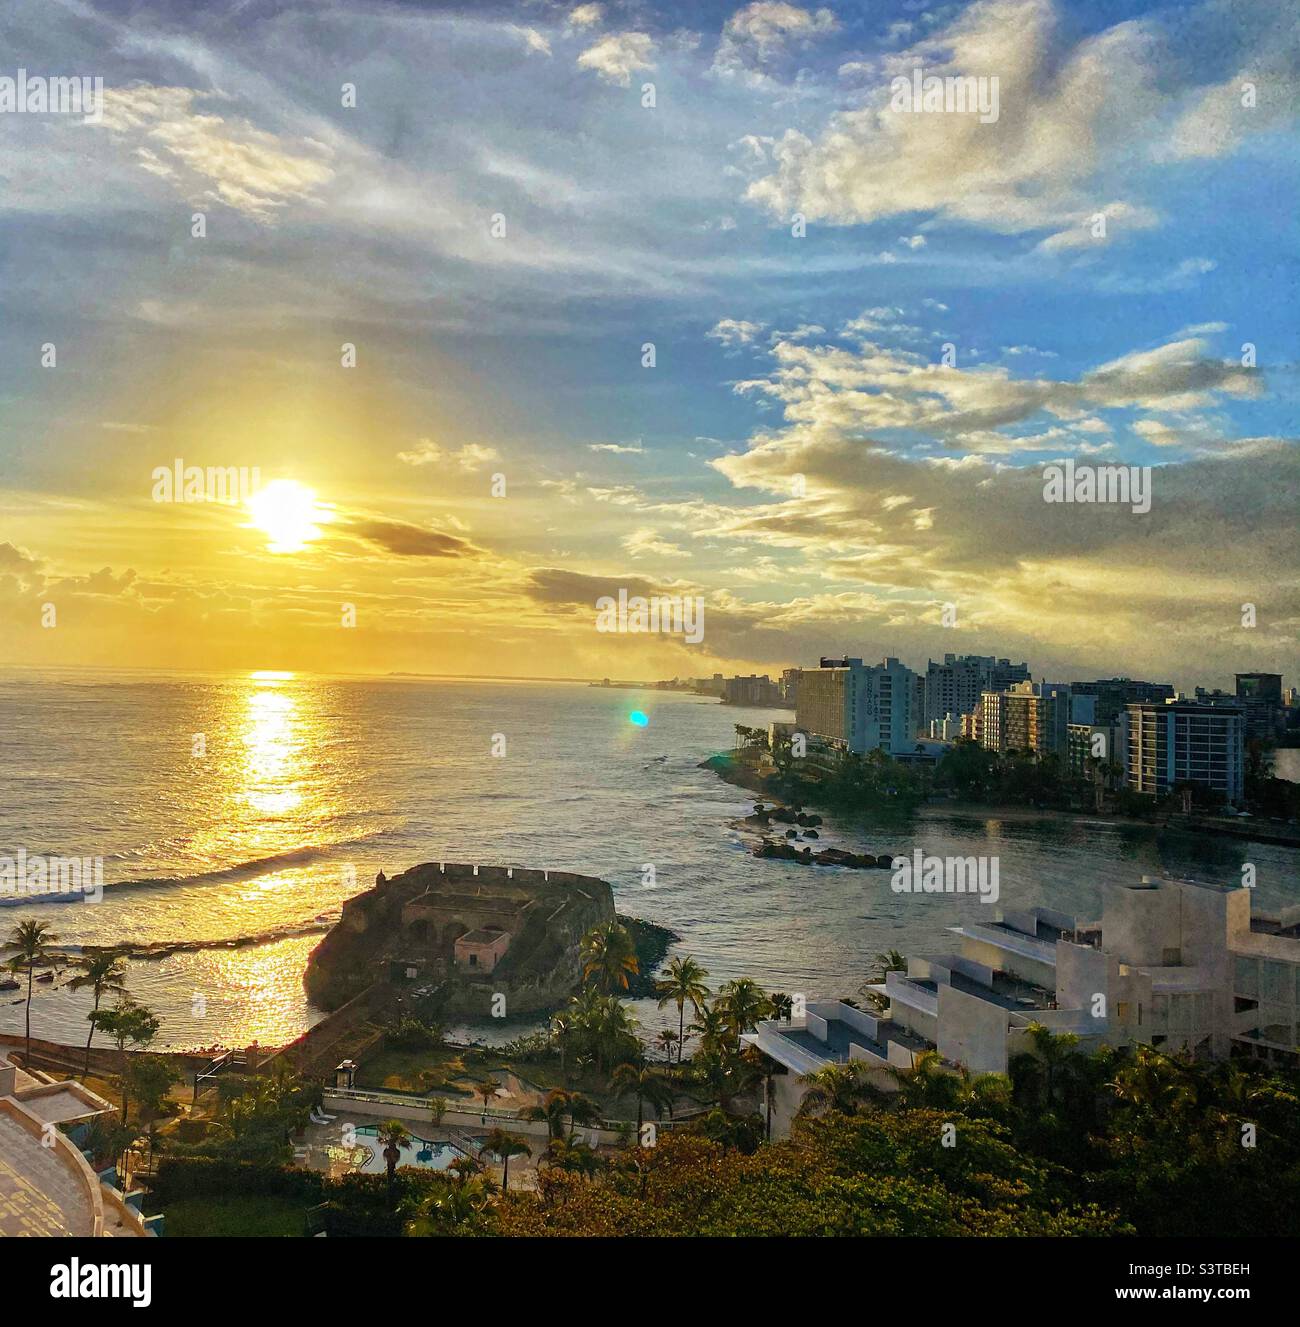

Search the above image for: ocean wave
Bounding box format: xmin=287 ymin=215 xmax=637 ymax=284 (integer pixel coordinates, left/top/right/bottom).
xmin=0 ymin=829 xmax=399 ymax=905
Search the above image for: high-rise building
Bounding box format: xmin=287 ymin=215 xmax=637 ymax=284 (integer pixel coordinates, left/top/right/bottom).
xmin=779 ymin=668 xmax=802 ymax=705
xmin=1124 ymin=701 xmax=1244 ymax=803
xmin=723 ymin=674 xmax=782 ymax=706
xmin=979 ymin=680 xmax=1071 ymax=755
xmin=1070 ymin=678 xmax=1175 ymax=726
xmin=1235 ymin=673 xmax=1284 ymax=742
xmin=922 ymin=654 xmax=1030 ymax=728
xmin=795 ymin=656 xmax=919 ymax=756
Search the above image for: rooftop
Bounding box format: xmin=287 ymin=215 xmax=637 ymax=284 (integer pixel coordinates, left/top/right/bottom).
xmin=457 ymin=928 xmax=508 ymax=946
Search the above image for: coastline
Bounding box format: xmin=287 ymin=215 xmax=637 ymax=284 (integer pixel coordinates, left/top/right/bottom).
xmin=700 ymin=752 xmax=1300 ymax=847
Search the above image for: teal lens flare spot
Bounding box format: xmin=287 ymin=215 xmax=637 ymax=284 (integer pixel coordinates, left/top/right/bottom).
xmin=629 ymin=710 xmax=649 ymax=727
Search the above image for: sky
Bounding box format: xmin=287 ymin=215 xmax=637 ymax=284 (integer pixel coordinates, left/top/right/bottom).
xmin=0 ymin=0 xmax=1296 ymax=689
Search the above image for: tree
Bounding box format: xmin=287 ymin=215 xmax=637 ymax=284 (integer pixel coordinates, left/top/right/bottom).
xmin=88 ymin=1000 xmax=160 ymax=1121
xmin=795 ymin=1060 xmax=882 ymax=1119
xmin=888 ymin=1049 xmax=961 ymax=1109
xmin=580 ymin=920 xmax=640 ymax=994
xmin=127 ymin=1055 xmax=177 ymax=1130
xmin=3 ymin=919 xmax=58 ymax=1064
xmin=768 ymin=991 xmax=794 ymax=1022
xmin=481 ymin=1128 xmax=531 ymax=1192
xmin=716 ymin=978 xmax=771 ymax=1048
xmin=428 ymin=1096 xmax=448 ymax=1130
xmin=550 ymin=1010 xmax=576 ymax=1080
xmin=377 ymin=1119 xmax=411 ymax=1191
xmin=611 ymin=1060 xmax=675 ymax=1133
xmin=521 ymin=1089 xmax=599 ymax=1141
xmin=68 ymin=951 xmax=128 ymax=1076
xmin=686 ymin=1001 xmax=730 ymax=1058
xmin=654 ymin=1029 xmax=679 ymax=1065
xmin=541 ymin=1136 xmax=603 ymax=1179
xmin=475 ymin=1078 xmax=498 ymax=1123
xmin=859 ymin=950 xmax=908 ymax=1010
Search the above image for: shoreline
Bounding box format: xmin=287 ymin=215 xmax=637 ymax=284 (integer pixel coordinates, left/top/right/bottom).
xmin=701 ymin=752 xmax=1300 ymax=847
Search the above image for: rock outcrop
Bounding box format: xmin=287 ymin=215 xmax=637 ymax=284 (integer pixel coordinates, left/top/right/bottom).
xmin=305 ymin=862 xmax=616 ymax=1015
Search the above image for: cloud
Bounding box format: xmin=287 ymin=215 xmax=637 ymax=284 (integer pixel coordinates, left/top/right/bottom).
xmin=569 ymin=4 xmax=604 ymax=29
xmin=708 ymin=317 xmax=766 ymax=347
xmin=512 ymin=27 xmax=552 ymax=57
xmin=623 ymin=528 xmax=691 ymax=559
xmin=712 ymin=3 xmax=839 ymax=85
xmin=88 ymin=85 xmax=334 ymax=221
xmin=577 ymin=32 xmax=656 ymax=86
xmin=1035 ymin=203 xmax=1161 ymax=252
xmin=722 ymin=328 xmax=1261 ymax=455
xmin=396 ymin=441 xmax=500 ymax=470
xmin=589 ymin=441 xmax=645 ymax=454
xmin=742 ymin=0 xmax=1297 ymax=237
xmin=344 ymin=518 xmax=480 ymax=559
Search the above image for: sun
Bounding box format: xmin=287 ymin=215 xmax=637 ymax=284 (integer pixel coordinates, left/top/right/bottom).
xmin=245 ymin=480 xmax=330 ymax=553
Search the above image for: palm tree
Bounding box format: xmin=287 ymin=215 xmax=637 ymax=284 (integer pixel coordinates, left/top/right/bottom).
xmin=888 ymin=1049 xmax=962 ymax=1109
xmin=428 ymin=1095 xmax=448 ymax=1130
xmin=579 ymin=920 xmax=640 ymax=993
xmin=768 ymin=991 xmax=794 ymax=1022
xmin=716 ymin=977 xmax=771 ymax=1048
xmin=521 ymin=1088 xmax=599 ymax=1142
xmin=550 ymin=1010 xmax=576 ymax=1080
xmin=3 ymin=919 xmax=59 ymax=1064
xmin=542 ymin=1136 xmax=603 ymax=1178
xmin=475 ymin=1078 xmax=498 ymax=1122
xmin=795 ymin=1060 xmax=882 ymax=1118
xmin=611 ymin=1060 xmax=675 ymax=1133
xmin=654 ymin=1029 xmax=679 ymax=1065
xmin=481 ymin=1127 xmax=531 ymax=1192
xmin=68 ymin=951 xmax=128 ymax=1076
xmin=1009 ymin=1021 xmax=1082 ymax=1111
xmin=687 ymin=1002 xmax=730 ymax=1058
xmin=377 ymin=1119 xmax=410 ymax=1191
xmin=655 ymin=956 xmax=710 ymax=1064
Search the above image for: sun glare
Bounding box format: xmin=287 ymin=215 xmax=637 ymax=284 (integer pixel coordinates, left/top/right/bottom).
xmin=246 ymin=480 xmax=329 ymax=553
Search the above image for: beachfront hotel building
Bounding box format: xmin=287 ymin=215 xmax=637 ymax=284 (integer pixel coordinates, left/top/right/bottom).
xmin=1122 ymin=700 xmax=1245 ymax=804
xmin=922 ymin=654 xmax=1030 ymax=729
xmin=978 ymin=680 xmax=1072 ymax=756
xmin=0 ymin=1050 xmax=153 ymax=1236
xmin=795 ymin=656 xmax=919 ymax=756
xmin=745 ymin=876 xmax=1300 ymax=1137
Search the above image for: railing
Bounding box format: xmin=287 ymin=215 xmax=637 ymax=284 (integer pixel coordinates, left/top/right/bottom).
xmin=323 ymin=1085 xmax=694 ymax=1133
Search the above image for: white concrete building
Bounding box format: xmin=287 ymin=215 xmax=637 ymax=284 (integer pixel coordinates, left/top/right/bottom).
xmin=747 ymin=876 xmax=1300 ymax=1136
xmin=795 ymin=656 xmax=920 ymax=756
xmin=0 ymin=1051 xmax=153 ymax=1236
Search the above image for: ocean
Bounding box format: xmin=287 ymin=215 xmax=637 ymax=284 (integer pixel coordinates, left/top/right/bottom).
xmin=2 ymin=668 xmax=1297 ymax=1050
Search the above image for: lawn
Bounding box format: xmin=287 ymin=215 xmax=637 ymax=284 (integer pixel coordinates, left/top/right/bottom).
xmin=165 ymin=1194 xmax=311 ymax=1237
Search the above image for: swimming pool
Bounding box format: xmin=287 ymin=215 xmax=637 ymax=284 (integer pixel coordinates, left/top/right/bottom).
xmin=352 ymin=1127 xmax=473 ymax=1173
